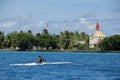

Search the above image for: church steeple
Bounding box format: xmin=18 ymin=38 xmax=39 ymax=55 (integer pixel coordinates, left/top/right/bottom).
xmin=96 ymin=21 xmax=100 ymax=31
xmin=89 ymin=21 xmax=106 ymax=48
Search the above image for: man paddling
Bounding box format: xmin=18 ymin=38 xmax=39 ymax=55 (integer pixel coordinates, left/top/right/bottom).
xmin=38 ymin=56 xmax=45 ymax=63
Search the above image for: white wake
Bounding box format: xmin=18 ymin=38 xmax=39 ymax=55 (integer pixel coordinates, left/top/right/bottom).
xmin=9 ymin=62 xmax=72 ymax=66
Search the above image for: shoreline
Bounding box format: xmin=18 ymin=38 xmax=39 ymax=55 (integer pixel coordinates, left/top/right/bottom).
xmin=0 ymin=49 xmax=120 ymax=53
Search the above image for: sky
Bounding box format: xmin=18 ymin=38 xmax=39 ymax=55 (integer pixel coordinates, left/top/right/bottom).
xmin=0 ymin=0 xmax=120 ymax=36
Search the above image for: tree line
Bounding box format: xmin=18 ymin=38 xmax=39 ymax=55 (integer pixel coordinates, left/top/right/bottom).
xmin=0 ymin=29 xmax=89 ymax=51
xmin=99 ymin=34 xmax=120 ymax=51
xmin=0 ymin=29 xmax=120 ymax=51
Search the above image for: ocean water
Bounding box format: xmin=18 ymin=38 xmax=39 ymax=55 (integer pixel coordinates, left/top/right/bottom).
xmin=0 ymin=51 xmax=120 ymax=80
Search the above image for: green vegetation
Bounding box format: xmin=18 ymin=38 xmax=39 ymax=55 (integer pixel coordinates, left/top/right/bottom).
xmin=0 ymin=30 xmax=120 ymax=51
xmin=0 ymin=30 xmax=89 ymax=51
xmin=99 ymin=35 xmax=120 ymax=51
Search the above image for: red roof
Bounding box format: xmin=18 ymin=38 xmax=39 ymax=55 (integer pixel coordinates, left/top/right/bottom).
xmin=96 ymin=22 xmax=100 ymax=31
xmin=94 ymin=42 xmax=99 ymax=45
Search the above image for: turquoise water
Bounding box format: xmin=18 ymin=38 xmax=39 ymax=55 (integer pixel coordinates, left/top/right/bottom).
xmin=0 ymin=51 xmax=120 ymax=80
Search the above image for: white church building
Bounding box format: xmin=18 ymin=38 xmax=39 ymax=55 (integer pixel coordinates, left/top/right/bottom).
xmin=89 ymin=22 xmax=106 ymax=48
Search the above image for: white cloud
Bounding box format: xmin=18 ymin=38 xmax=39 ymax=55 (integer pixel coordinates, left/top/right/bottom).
xmin=21 ymin=26 xmax=28 ymax=31
xmin=80 ymin=18 xmax=89 ymax=25
xmin=36 ymin=21 xmax=45 ymax=27
xmin=88 ymin=25 xmax=95 ymax=30
xmin=19 ymin=15 xmax=29 ymax=19
xmin=47 ymin=18 xmax=96 ymax=34
xmin=0 ymin=15 xmax=34 ymax=34
xmin=37 ymin=21 xmax=47 ymax=28
xmin=83 ymin=12 xmax=96 ymax=18
xmin=80 ymin=18 xmax=95 ymax=30
xmin=0 ymin=22 xmax=16 ymax=28
xmin=0 ymin=15 xmax=96 ymax=35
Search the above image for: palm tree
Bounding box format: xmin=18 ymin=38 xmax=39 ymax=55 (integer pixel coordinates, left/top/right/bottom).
xmin=42 ymin=29 xmax=48 ymax=35
xmin=0 ymin=31 xmax=4 ymax=48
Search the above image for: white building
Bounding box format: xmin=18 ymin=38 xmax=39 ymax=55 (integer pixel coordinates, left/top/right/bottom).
xmin=89 ymin=22 xmax=106 ymax=48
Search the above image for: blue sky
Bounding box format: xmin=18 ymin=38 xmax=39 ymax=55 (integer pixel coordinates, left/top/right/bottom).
xmin=0 ymin=0 xmax=120 ymax=36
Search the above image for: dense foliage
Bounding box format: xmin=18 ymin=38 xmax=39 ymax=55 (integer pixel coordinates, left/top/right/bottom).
xmin=99 ymin=35 xmax=120 ymax=50
xmin=0 ymin=30 xmax=120 ymax=51
xmin=0 ymin=30 xmax=89 ymax=51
